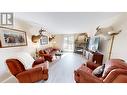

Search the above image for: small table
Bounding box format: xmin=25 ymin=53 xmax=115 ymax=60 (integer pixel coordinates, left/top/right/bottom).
xmin=55 ymin=52 xmax=62 ymax=58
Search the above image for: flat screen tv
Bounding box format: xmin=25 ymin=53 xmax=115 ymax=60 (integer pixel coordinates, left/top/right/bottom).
xmin=88 ymin=36 xmax=100 ymax=52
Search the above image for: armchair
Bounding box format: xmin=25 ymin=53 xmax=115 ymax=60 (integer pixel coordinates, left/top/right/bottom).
xmin=6 ymin=58 xmax=48 ymax=83
xmin=74 ymin=59 xmax=127 ymax=83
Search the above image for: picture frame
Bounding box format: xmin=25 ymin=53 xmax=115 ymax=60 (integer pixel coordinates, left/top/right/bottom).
xmin=0 ymin=26 xmax=27 ymax=48
xmin=40 ymin=35 xmax=48 ymax=45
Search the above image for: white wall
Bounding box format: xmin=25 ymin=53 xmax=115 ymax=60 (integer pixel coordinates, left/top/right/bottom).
xmin=110 ymin=14 xmax=127 ymax=61
xmin=94 ymin=13 xmax=127 ymax=62
xmin=53 ymin=33 xmax=87 ymax=51
xmin=41 ymin=13 xmax=127 ymax=63
xmin=0 ymin=18 xmax=37 ymax=56
xmin=51 ymin=34 xmax=64 ymax=50
xmin=0 ymin=18 xmax=51 ymax=57
xmin=0 ymin=17 xmax=53 ymax=82
xmin=1 ymin=13 xmax=127 ymax=65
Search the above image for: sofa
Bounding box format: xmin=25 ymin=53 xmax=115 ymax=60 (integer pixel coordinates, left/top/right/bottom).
xmin=74 ymin=59 xmax=127 ymax=83
xmin=6 ymin=56 xmax=49 ymax=83
xmin=39 ymin=47 xmax=60 ymax=62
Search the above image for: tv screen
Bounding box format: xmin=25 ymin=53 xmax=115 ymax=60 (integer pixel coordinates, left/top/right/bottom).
xmin=88 ymin=36 xmax=100 ymax=52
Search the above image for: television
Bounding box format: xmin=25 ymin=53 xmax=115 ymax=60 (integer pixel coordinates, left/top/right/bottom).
xmin=88 ymin=36 xmax=100 ymax=52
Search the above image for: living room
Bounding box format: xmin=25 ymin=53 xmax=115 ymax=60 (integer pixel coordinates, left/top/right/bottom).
xmin=1 ymin=0 xmax=127 ymax=95
xmin=0 ymin=12 xmax=127 ymax=84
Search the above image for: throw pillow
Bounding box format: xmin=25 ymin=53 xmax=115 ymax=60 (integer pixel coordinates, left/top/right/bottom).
xmin=92 ymin=64 xmax=105 ymax=77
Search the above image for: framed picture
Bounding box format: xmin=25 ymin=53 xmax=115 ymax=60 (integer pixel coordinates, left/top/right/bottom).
xmin=0 ymin=26 xmax=27 ymax=48
xmin=40 ymin=35 xmax=48 ymax=45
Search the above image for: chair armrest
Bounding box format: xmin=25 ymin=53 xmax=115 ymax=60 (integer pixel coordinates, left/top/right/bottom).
xmin=16 ymin=67 xmax=43 ymax=83
xmin=103 ymin=69 xmax=127 ymax=83
xmin=86 ymin=61 xmax=100 ymax=70
xmin=33 ymin=61 xmax=49 ymax=74
xmin=75 ymin=68 xmax=103 ymax=83
xmin=32 ymin=57 xmax=45 ymax=67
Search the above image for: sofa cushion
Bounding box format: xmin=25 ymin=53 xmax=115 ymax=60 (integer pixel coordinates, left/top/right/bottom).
xmin=102 ymin=59 xmax=127 ymax=78
xmin=92 ymin=64 xmax=105 ymax=77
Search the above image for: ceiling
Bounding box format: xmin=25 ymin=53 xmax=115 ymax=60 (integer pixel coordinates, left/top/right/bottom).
xmin=14 ymin=12 xmax=122 ymax=34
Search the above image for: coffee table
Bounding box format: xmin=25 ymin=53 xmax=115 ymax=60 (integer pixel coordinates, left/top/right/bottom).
xmin=55 ymin=52 xmax=62 ymax=58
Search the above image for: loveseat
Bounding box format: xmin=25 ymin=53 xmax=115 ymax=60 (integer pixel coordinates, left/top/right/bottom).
xmin=74 ymin=59 xmax=127 ymax=83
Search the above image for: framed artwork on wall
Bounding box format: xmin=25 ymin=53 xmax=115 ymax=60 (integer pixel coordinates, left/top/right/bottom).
xmin=0 ymin=26 xmax=27 ymax=48
xmin=40 ymin=35 xmax=48 ymax=45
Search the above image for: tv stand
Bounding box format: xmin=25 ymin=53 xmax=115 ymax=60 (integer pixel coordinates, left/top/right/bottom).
xmin=83 ymin=49 xmax=103 ymax=65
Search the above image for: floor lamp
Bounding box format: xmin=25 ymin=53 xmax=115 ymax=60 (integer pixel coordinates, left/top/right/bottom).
xmin=108 ymin=32 xmax=121 ymax=60
xmin=95 ymin=26 xmax=121 ymax=60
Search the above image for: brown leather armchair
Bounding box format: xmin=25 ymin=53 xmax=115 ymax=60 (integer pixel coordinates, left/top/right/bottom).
xmin=6 ymin=58 xmax=49 ymax=83
xmin=74 ymin=59 xmax=127 ymax=83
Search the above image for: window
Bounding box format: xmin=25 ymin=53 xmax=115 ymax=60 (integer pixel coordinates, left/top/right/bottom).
xmin=63 ymin=35 xmax=74 ymax=52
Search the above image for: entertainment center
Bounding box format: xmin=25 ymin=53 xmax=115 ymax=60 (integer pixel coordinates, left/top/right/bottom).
xmin=83 ymin=36 xmax=103 ymax=65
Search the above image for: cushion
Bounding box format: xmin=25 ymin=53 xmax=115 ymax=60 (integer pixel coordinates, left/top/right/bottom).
xmin=32 ymin=57 xmax=45 ymax=67
xmin=92 ymin=64 xmax=105 ymax=77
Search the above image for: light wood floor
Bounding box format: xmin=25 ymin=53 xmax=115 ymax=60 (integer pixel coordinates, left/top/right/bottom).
xmin=43 ymin=53 xmax=86 ymax=83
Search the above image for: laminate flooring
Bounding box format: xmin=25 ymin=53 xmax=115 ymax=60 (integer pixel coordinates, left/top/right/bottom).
xmin=43 ymin=53 xmax=86 ymax=83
